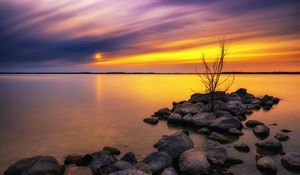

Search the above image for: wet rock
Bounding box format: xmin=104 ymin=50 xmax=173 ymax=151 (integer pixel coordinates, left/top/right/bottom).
xmin=64 ymin=153 xmax=82 ymax=165
xmin=256 ymin=157 xmax=277 ymax=175
xmin=167 ymin=113 xmax=182 ymax=124
xmin=245 ymin=110 xmax=253 ymax=115
xmin=281 ymin=129 xmax=292 ymax=133
xmin=189 ymin=93 xmax=209 ymax=104
xmin=234 ymin=143 xmax=250 ymax=153
xmin=274 ymin=132 xmax=289 ymax=141
xmin=235 ymin=88 xmax=247 ymax=96
xmin=179 ymin=147 xmax=210 ymax=175
xmin=210 ymin=117 xmax=241 ymax=131
xmin=187 ymin=113 xmax=217 ymax=127
xmin=225 ymin=100 xmax=246 ymax=116
xmin=120 ymin=152 xmax=137 ymax=164
xmin=155 ymin=108 xmax=170 ymax=116
xmin=143 ymin=118 xmax=159 ymax=125
xmin=205 ymin=140 xmax=227 ymax=165
xmin=5 ymin=155 xmax=61 ymax=175
xmin=213 ymin=110 xmax=231 ymax=118
xmin=281 ymin=152 xmax=300 ymax=171
xmin=109 ymin=169 xmax=151 ymax=175
xmin=144 ymin=152 xmax=172 ymax=173
xmin=253 ymin=125 xmax=270 ymax=137
xmin=64 ymin=165 xmax=92 ymax=175
xmin=161 ymin=167 xmax=178 ymax=175
xmin=154 ymin=131 xmax=194 ymax=160
xmin=197 ymin=127 xmax=211 ymax=135
xmin=245 ymin=120 xmax=264 ymax=128
xmin=110 ymin=161 xmax=135 ymax=173
xmin=261 ymin=95 xmax=279 ymax=107
xmin=255 ymin=138 xmax=283 ymax=153
xmin=209 ymin=132 xmax=231 ymax=144
xmin=228 ymin=128 xmax=243 ymax=136
xmin=103 ymin=146 xmax=121 ymax=155
xmin=88 ymin=151 xmax=117 ymax=174
xmin=76 ymin=154 xmax=94 ymax=166
xmin=224 ymin=157 xmax=243 ymax=168
xmin=174 ymin=102 xmax=202 ymax=115
xmin=134 ymin=162 xmax=152 ymax=174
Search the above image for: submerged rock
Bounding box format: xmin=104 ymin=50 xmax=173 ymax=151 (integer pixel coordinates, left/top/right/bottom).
xmin=255 ymin=138 xmax=283 ymax=153
xmin=256 ymin=157 xmax=277 ymax=175
xmin=154 ymin=131 xmax=194 ymax=160
xmin=103 ymin=146 xmax=121 ymax=155
xmin=120 ymin=152 xmax=137 ymax=164
xmin=197 ymin=127 xmax=211 ymax=135
xmin=210 ymin=117 xmax=241 ymax=131
xmin=224 ymin=157 xmax=244 ymax=168
xmin=205 ymin=140 xmax=227 ymax=165
xmin=245 ymin=120 xmax=264 ymax=128
xmin=5 ymin=155 xmax=61 ymax=175
xmin=143 ymin=118 xmax=159 ymax=125
xmin=161 ymin=167 xmax=178 ymax=175
xmin=281 ymin=129 xmax=292 ymax=133
xmin=281 ymin=152 xmax=300 ymax=171
xmin=209 ymin=132 xmax=231 ymax=144
xmin=234 ymin=143 xmax=250 ymax=153
xmin=274 ymin=132 xmax=289 ymax=141
xmin=253 ymin=124 xmax=270 ymax=137
xmin=109 ymin=169 xmax=151 ymax=175
xmin=134 ymin=162 xmax=152 ymax=174
xmin=64 ymin=165 xmax=93 ymax=175
xmin=143 ymin=152 xmax=172 ymax=174
xmin=179 ymin=147 xmax=210 ymax=175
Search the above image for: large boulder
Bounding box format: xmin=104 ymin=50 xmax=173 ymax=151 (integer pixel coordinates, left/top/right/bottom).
xmin=253 ymin=125 xmax=270 ymax=137
xmin=143 ymin=152 xmax=172 ymax=174
xmin=154 ymin=131 xmax=194 ymax=160
xmin=245 ymin=120 xmax=264 ymax=128
xmin=208 ymin=132 xmax=231 ymax=144
xmin=210 ymin=117 xmax=241 ymax=131
xmin=110 ymin=161 xmax=135 ymax=173
xmin=109 ymin=169 xmax=151 ymax=175
xmin=161 ymin=167 xmax=178 ymax=175
xmin=256 ymin=157 xmax=277 ymax=175
xmin=224 ymin=100 xmax=246 ymax=116
xmin=173 ymin=102 xmax=203 ymax=115
xmin=88 ymin=151 xmax=117 ymax=174
xmin=167 ymin=113 xmax=183 ymax=124
xmin=5 ymin=155 xmax=61 ymax=175
xmin=281 ymin=152 xmax=300 ymax=171
xmin=255 ymin=138 xmax=283 ymax=153
xmin=189 ymin=93 xmax=209 ymax=104
xmin=63 ymin=166 xmax=92 ymax=175
xmin=134 ymin=162 xmax=152 ymax=174
xmin=204 ymin=140 xmax=227 ymax=165
xmin=186 ymin=113 xmax=217 ymax=127
xmin=179 ymin=147 xmax=210 ymax=175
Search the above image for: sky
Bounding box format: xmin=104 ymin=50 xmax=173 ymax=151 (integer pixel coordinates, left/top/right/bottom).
xmin=0 ymin=0 xmax=300 ymax=72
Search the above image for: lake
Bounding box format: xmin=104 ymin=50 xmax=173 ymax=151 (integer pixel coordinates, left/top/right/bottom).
xmin=0 ymin=74 xmax=299 ymax=174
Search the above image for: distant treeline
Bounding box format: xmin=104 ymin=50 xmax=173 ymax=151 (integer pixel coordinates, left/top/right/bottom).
xmin=0 ymin=71 xmax=299 ymax=74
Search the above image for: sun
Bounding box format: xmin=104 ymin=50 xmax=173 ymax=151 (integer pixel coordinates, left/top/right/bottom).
xmin=93 ymin=52 xmax=103 ymax=61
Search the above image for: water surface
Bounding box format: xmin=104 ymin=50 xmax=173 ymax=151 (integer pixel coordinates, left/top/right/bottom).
xmin=0 ymin=74 xmax=299 ymax=174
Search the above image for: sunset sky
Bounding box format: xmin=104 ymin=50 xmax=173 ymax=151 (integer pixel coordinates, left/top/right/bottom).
xmin=0 ymin=0 xmax=300 ymax=72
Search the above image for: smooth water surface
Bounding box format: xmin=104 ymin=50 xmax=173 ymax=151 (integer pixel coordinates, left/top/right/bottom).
xmin=0 ymin=74 xmax=300 ymax=174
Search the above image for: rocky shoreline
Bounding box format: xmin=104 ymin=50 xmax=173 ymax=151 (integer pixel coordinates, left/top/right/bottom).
xmin=4 ymin=88 xmax=300 ymax=175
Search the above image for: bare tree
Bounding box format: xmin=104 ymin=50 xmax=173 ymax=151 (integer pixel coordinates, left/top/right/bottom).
xmin=196 ymin=39 xmax=235 ymax=111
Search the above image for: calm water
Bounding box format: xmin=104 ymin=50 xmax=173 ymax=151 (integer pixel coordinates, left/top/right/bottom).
xmin=0 ymin=74 xmax=300 ymax=174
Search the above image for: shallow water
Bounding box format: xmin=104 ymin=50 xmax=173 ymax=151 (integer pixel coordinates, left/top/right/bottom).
xmin=0 ymin=74 xmax=299 ymax=174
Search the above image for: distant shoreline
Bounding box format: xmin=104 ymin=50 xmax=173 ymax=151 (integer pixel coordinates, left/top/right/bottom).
xmin=0 ymin=71 xmax=299 ymax=75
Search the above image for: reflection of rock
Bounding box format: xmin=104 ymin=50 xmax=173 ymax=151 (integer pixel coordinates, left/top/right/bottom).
xmin=234 ymin=143 xmax=250 ymax=153
xmin=154 ymin=131 xmax=194 ymax=160
xmin=144 ymin=152 xmax=172 ymax=174
xmin=281 ymin=152 xmax=300 ymax=171
xmin=256 ymin=157 xmax=277 ymax=175
xmin=255 ymin=138 xmax=283 ymax=153
xmin=179 ymin=147 xmax=210 ymax=175
xmin=274 ymin=132 xmax=289 ymax=141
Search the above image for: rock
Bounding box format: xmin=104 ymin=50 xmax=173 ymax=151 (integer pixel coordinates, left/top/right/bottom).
xmin=224 ymin=100 xmax=246 ymax=116
xmin=103 ymin=146 xmax=121 ymax=155
xmin=270 ymin=123 xmax=277 ymax=126
xmin=189 ymin=93 xmax=209 ymax=104
xmin=209 ymin=132 xmax=231 ymax=144
xmin=88 ymin=151 xmax=117 ymax=174
xmin=187 ymin=113 xmax=217 ymax=127
xmin=245 ymin=120 xmax=264 ymax=128
xmin=210 ymin=117 xmax=241 ymax=131
xmin=110 ymin=161 xmax=135 ymax=173
xmin=255 ymin=138 xmax=283 ymax=153
xmin=174 ymin=102 xmax=202 ymax=115
xmin=245 ymin=110 xmax=253 ymax=115
xmin=224 ymin=157 xmax=243 ymax=167
xmin=235 ymin=88 xmax=247 ymax=96
xmin=109 ymin=169 xmax=151 ymax=175
xmin=76 ymin=154 xmax=94 ymax=166
xmin=64 ymin=165 xmax=92 ymax=175
xmin=256 ymin=157 xmax=277 ymax=175
xmin=228 ymin=128 xmax=243 ymax=136
xmin=197 ymin=127 xmax=211 ymax=135
xmin=274 ymin=132 xmax=289 ymax=141
xmin=5 ymin=155 xmax=61 ymax=175
xmin=154 ymin=131 xmax=194 ymax=160
xmin=155 ymin=108 xmax=170 ymax=116
xmin=281 ymin=129 xmax=292 ymax=133
xmin=144 ymin=152 xmax=172 ymax=173
xmin=234 ymin=143 xmax=250 ymax=152
xmin=281 ymin=152 xmax=300 ymax=171
xmin=134 ymin=162 xmax=152 ymax=174
xmin=213 ymin=110 xmax=231 ymax=118
xmin=261 ymin=95 xmax=279 ymax=107
xmin=253 ymin=125 xmax=270 ymax=137
xmin=205 ymin=140 xmax=227 ymax=165
xmin=167 ymin=113 xmax=182 ymax=124
xmin=161 ymin=167 xmax=178 ymax=175
xmin=143 ymin=118 xmax=159 ymax=125
xmin=64 ymin=154 xmax=82 ymax=165
xmin=179 ymin=147 xmax=210 ymax=175
xmin=120 ymin=152 xmax=137 ymax=164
